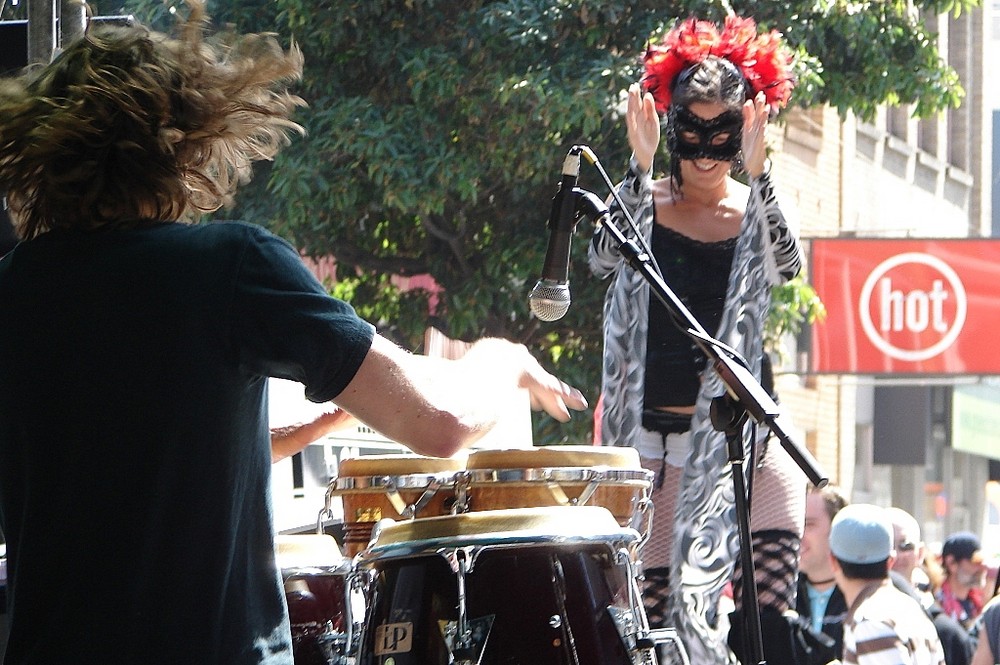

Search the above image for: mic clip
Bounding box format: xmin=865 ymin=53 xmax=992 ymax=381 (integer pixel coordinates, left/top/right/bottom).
xmin=572 ymin=188 xmax=609 ymax=224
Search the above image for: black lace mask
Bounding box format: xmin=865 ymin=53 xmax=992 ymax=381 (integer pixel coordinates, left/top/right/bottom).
xmin=665 ymin=105 xmax=742 ymax=162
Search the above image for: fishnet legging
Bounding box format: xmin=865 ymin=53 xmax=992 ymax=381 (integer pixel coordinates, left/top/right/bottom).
xmin=731 ymin=529 xmax=800 ymax=613
xmin=638 ymin=432 xmax=805 ymax=626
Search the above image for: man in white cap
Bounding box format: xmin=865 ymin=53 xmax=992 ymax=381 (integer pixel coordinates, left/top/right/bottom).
xmin=830 ymin=504 xmax=945 ymax=665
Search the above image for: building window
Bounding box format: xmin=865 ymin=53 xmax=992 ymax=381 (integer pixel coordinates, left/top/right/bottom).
xmin=887 ymin=105 xmax=910 ymax=141
xmin=784 ymin=107 xmax=824 ymax=151
xmin=918 ymin=115 xmax=939 ymax=156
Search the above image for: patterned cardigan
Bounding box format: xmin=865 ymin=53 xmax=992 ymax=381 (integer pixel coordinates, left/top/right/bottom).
xmin=587 ymin=155 xmax=803 ymax=449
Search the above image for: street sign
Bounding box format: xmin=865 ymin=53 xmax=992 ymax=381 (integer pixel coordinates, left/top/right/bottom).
xmin=810 ymin=238 xmax=1000 ymax=374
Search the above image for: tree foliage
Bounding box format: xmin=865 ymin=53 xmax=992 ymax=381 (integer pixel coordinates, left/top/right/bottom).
xmin=101 ymin=0 xmax=979 ymax=443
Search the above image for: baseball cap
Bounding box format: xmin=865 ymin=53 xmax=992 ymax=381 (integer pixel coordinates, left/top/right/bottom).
xmin=829 ymin=503 xmax=893 ymax=565
xmin=942 ymin=531 xmax=983 ymax=562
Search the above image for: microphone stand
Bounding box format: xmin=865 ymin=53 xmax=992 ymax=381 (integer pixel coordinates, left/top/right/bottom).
xmin=572 ymin=146 xmax=829 ymax=665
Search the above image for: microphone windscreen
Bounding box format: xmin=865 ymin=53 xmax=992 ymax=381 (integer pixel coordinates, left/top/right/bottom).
xmin=528 ymin=280 xmax=570 ymax=321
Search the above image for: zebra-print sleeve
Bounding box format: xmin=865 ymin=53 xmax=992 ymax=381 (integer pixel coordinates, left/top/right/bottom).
xmin=751 ymin=171 xmax=802 ymax=285
xmin=588 ymin=155 xmax=654 ymax=279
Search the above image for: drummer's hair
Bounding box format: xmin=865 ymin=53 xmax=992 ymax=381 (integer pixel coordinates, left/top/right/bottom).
xmin=0 ymin=0 xmax=305 ymax=239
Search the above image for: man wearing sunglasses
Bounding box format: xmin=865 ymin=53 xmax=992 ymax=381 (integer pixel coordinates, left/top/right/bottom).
xmin=888 ymin=507 xmax=975 ymax=665
xmin=887 ymin=507 xmax=936 ymax=607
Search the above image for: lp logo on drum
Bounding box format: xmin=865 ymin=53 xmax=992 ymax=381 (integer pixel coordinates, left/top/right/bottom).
xmin=375 ymin=622 xmax=414 ymax=655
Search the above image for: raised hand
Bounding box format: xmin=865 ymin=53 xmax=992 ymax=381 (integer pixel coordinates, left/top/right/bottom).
xmin=626 ymin=83 xmax=661 ymax=174
xmin=741 ymin=92 xmax=770 ymax=179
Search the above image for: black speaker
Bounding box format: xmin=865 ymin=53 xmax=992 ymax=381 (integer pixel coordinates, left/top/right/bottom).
xmin=0 ymin=16 xmax=134 ymax=77
xmin=1 ymin=201 xmax=15 ymax=256
xmin=0 ymin=22 xmax=27 ymax=253
xmin=0 ymin=20 xmax=28 ymax=76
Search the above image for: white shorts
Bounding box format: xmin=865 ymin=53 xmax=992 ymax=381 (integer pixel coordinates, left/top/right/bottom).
xmin=636 ymin=427 xmax=691 ymax=468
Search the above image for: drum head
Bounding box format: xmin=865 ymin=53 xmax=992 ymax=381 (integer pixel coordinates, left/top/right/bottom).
xmin=276 ymin=534 xmax=344 ymax=569
xmin=358 ymin=506 xmax=639 ymax=562
xmin=465 ymin=446 xmax=641 ymax=470
xmin=337 ymin=454 xmax=466 ymax=478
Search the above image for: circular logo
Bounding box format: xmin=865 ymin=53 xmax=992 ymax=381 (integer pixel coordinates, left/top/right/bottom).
xmin=858 ymin=252 xmax=967 ymax=362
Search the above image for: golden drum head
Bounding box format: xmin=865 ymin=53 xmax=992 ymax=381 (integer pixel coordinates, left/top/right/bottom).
xmin=465 ymin=445 xmax=640 ymax=470
xmin=337 ymin=453 xmax=466 ymax=477
xmin=275 ymin=534 xmax=344 ymax=569
xmin=366 ymin=505 xmax=627 ymax=549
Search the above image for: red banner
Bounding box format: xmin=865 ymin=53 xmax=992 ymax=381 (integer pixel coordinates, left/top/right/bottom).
xmin=810 ymin=239 xmax=1000 ymax=374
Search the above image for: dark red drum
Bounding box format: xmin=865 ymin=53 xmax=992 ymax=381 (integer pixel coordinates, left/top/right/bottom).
xmin=277 ymin=535 xmax=354 ymax=665
xmin=354 ymin=506 xmax=656 ymax=665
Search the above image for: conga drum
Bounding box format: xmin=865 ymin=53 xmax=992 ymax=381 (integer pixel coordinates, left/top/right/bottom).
xmin=328 ymin=454 xmax=464 ymax=556
xmin=276 ymin=534 xmax=355 ymax=665
xmin=354 ymin=506 xmax=659 ymax=665
xmin=457 ymin=446 xmax=653 ymax=531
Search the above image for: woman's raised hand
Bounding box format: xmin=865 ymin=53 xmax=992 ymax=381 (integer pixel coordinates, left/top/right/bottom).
xmin=741 ymin=92 xmax=770 ymax=179
xmin=626 ymin=83 xmax=660 ymax=174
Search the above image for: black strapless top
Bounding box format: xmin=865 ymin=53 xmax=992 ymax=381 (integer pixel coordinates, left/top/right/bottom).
xmin=644 ymin=223 xmax=736 ymax=408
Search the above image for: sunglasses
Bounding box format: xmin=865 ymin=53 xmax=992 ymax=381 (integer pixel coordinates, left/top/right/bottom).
xmin=896 ymin=541 xmax=917 ymax=552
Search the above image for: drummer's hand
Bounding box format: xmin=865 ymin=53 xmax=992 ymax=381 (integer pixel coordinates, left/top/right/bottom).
xmin=516 ymin=350 xmax=589 ymax=422
xmin=461 ymin=338 xmax=588 ymax=422
xmin=270 ymin=409 xmax=357 ymax=463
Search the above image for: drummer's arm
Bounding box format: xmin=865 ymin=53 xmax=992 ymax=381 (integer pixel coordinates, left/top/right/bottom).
xmin=270 ymin=409 xmax=357 ymax=463
xmin=332 ymin=334 xmax=588 ymax=459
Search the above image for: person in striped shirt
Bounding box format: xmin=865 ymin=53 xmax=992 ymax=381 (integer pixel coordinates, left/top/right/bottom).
xmin=830 ymin=504 xmax=946 ymax=665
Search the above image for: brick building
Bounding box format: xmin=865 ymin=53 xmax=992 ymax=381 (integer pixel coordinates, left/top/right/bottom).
xmin=768 ymin=5 xmax=997 ymax=551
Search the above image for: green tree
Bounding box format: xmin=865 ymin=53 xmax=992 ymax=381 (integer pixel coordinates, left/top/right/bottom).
xmin=111 ymin=0 xmax=977 ymax=443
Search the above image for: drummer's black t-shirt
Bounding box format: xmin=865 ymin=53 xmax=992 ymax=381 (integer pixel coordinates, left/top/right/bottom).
xmin=0 ymin=221 xmax=374 ymax=664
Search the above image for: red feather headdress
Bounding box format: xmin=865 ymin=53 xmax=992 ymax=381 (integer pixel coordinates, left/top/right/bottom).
xmin=641 ymin=15 xmax=795 ymax=114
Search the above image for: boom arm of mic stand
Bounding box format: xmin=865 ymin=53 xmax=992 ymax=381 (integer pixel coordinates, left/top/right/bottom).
xmin=707 ymin=335 xmax=828 ymax=488
xmin=592 ymin=209 xmax=828 ymax=489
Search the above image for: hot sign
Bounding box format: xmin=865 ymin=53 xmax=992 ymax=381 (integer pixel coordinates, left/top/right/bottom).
xmin=810 ymin=239 xmax=1000 ymax=374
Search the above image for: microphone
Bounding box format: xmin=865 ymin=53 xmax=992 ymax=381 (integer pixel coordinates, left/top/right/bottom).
xmin=529 ymin=147 xmax=582 ymax=321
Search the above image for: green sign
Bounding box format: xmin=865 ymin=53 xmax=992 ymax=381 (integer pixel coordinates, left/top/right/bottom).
xmin=952 ymin=385 xmax=1000 ymax=461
